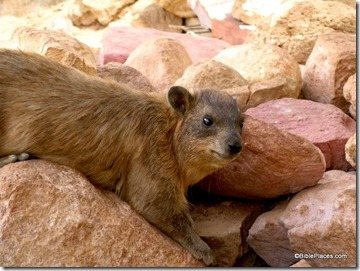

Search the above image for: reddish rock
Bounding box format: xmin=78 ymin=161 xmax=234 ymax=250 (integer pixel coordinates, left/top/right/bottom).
xmin=283 ymin=170 xmax=356 ymax=267
xmin=0 ymin=160 xmax=204 ymax=267
xmin=124 ymin=37 xmax=192 ymax=92
xmin=302 ymin=32 xmax=356 ymax=113
xmin=98 ymin=26 xmax=230 ymax=64
xmin=246 ymin=98 xmax=356 ymax=171
xmin=97 ymin=62 xmax=156 ymax=92
xmin=199 ymin=115 xmax=326 ymax=199
xmin=211 ymin=14 xmax=252 ymax=45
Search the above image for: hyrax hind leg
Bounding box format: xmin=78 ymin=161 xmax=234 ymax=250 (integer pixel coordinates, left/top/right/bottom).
xmin=0 ymin=153 xmax=30 ymax=168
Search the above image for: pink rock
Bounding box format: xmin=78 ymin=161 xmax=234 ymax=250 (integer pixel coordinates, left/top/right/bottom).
xmin=0 ymin=160 xmax=204 ymax=267
xmin=199 ymin=115 xmax=326 ymax=199
xmin=98 ymin=26 xmax=230 ymax=64
xmin=246 ymin=98 xmax=356 ymax=171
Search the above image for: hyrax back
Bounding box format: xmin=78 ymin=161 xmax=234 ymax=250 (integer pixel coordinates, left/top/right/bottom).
xmin=0 ymin=49 xmax=243 ymax=265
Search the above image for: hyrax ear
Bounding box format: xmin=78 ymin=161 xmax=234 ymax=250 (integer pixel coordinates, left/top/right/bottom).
xmin=168 ymin=86 xmax=195 ymax=115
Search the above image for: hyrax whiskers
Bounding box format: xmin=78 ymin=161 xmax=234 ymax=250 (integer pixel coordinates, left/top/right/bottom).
xmin=0 ymin=49 xmax=243 ymax=265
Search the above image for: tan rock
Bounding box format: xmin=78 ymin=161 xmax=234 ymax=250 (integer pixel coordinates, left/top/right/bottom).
xmin=214 ymin=43 xmax=302 ymax=102
xmin=343 ymin=73 xmax=356 ymax=119
xmin=0 ymin=0 xmax=64 ymax=17
xmin=247 ymin=201 xmax=297 ymax=267
xmin=114 ymin=0 xmax=183 ymax=33
xmin=345 ymin=133 xmax=356 ymax=169
xmin=290 ymin=259 xmax=312 ymax=267
xmin=68 ymin=0 xmax=137 ymax=26
xmin=302 ymin=32 xmax=356 ymax=113
xmin=10 ymin=27 xmax=97 ymax=75
xmin=174 ymin=59 xmax=248 ymax=93
xmin=231 ymin=0 xmax=283 ymax=25
xmin=0 ymin=16 xmax=27 ymax=49
xmin=97 ymin=62 xmax=156 ymax=92
xmin=0 ymin=160 xmax=204 ymax=267
xmin=125 ymin=37 xmax=192 ymax=92
xmin=191 ymin=200 xmax=265 ymax=267
xmin=282 ymin=170 xmax=356 ymax=267
xmin=199 ymin=115 xmax=326 ymax=199
xmin=156 ymin=0 xmax=195 ymax=18
xmin=248 ymin=0 xmax=356 ymax=64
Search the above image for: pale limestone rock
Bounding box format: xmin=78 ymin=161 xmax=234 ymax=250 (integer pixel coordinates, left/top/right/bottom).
xmin=214 ymin=43 xmax=302 ymax=102
xmin=343 ymin=73 xmax=356 ymax=119
xmin=247 ymin=0 xmax=356 ymax=64
xmin=156 ymin=0 xmax=195 ymax=18
xmin=10 ymin=27 xmax=96 ymax=75
xmin=68 ymin=0 xmax=137 ymax=26
xmin=345 ymin=133 xmax=356 ymax=169
xmin=114 ymin=0 xmax=183 ymax=33
xmin=302 ymin=32 xmax=356 ymax=113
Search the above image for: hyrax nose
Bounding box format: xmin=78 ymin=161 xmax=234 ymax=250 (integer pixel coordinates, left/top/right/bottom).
xmin=228 ymin=142 xmax=242 ymax=155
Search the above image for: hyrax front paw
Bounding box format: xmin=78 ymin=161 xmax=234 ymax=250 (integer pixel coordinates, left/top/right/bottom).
xmin=188 ymin=238 xmax=217 ymax=266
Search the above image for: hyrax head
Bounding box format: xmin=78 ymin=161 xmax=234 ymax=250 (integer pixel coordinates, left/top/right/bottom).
xmin=168 ymin=86 xmax=244 ymax=169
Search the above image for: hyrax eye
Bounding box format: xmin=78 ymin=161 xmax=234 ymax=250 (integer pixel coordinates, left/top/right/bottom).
xmin=203 ymin=116 xmax=213 ymax=127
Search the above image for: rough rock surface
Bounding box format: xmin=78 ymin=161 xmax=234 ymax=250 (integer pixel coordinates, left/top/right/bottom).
xmin=125 ymin=37 xmax=192 ymax=92
xmin=97 ymin=62 xmax=156 ymax=92
xmin=345 ymin=133 xmax=356 ymax=169
xmin=10 ymin=27 xmax=96 ymax=74
xmin=290 ymin=260 xmax=312 ymax=267
xmin=247 ymin=1 xmax=356 ymax=64
xmin=302 ymin=32 xmax=356 ymax=113
xmin=156 ymin=0 xmax=195 ymax=18
xmin=199 ymin=115 xmax=326 ymax=199
xmin=175 ymin=60 xmax=248 ymax=92
xmin=191 ymin=200 xmax=265 ymax=267
xmin=114 ymin=0 xmax=183 ymax=33
xmin=213 ymin=43 xmax=301 ymax=103
xmin=0 ymin=160 xmax=204 ymax=267
xmin=247 ymin=201 xmax=296 ymax=267
xmin=282 ymin=170 xmax=356 ymax=267
xmin=343 ymin=73 xmax=356 ymax=119
xmin=98 ymin=26 xmax=230 ymax=64
xmin=0 ymin=0 xmax=64 ymax=17
xmin=68 ymin=0 xmax=136 ymax=26
xmin=248 ymin=170 xmax=356 ymax=268
xmin=231 ymin=0 xmax=283 ymax=25
xmin=246 ymin=98 xmax=356 ymax=171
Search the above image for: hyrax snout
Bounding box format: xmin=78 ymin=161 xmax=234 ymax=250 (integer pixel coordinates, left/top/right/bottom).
xmin=0 ymin=49 xmax=243 ymax=266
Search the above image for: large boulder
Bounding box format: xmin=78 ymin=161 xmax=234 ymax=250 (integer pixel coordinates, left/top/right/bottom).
xmin=247 ymin=0 xmax=356 ymax=64
xmin=246 ymin=98 xmax=356 ymax=171
xmin=124 ymin=37 xmax=192 ymax=92
xmin=302 ymin=32 xmax=356 ymax=113
xmin=199 ymin=115 xmax=326 ymax=199
xmin=10 ymin=27 xmax=97 ymax=75
xmin=247 ymin=170 xmax=356 ymax=267
xmin=0 ymin=160 xmax=203 ymax=267
xmin=213 ymin=43 xmax=302 ymax=104
xmin=98 ymin=26 xmax=230 ymax=64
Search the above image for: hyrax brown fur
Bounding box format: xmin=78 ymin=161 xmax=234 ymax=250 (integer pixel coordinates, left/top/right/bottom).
xmin=0 ymin=49 xmax=243 ymax=265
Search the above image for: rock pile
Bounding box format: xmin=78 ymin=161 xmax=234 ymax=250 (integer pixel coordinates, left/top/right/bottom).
xmin=0 ymin=0 xmax=356 ymax=268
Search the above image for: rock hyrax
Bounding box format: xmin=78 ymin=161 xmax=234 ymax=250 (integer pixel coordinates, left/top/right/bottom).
xmin=0 ymin=49 xmax=243 ymax=265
